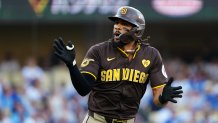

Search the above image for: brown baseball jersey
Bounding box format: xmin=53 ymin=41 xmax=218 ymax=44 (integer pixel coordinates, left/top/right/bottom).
xmin=80 ymin=39 xmax=168 ymax=119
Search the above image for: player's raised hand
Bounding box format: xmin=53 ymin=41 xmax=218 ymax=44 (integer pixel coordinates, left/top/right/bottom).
xmin=159 ymin=77 xmax=183 ymax=104
xmin=53 ymin=37 xmax=76 ymax=66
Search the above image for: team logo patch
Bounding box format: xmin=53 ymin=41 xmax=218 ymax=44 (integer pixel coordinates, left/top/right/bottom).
xmin=120 ymin=7 xmax=128 ymax=15
xmin=142 ymin=59 xmax=150 ymax=68
xmin=81 ymin=58 xmax=94 ymax=67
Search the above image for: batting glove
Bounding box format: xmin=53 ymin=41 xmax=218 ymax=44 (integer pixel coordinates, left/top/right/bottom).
xmin=53 ymin=37 xmax=76 ymax=66
xmin=159 ymin=77 xmax=183 ymax=104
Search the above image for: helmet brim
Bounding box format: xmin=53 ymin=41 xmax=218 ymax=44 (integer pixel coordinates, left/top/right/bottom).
xmin=108 ymin=16 xmax=137 ymax=27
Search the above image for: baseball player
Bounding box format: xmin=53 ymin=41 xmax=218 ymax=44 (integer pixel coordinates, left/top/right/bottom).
xmin=53 ymin=6 xmax=183 ymax=123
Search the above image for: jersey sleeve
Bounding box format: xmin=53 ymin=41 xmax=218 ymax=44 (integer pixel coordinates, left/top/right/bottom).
xmin=80 ymin=45 xmax=100 ymax=80
xmin=149 ymin=48 xmax=168 ymax=89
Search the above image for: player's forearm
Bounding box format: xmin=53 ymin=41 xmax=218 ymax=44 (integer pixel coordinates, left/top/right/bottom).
xmin=66 ymin=64 xmax=93 ymax=96
xmin=153 ymin=95 xmax=167 ymax=107
xmin=152 ymin=86 xmax=167 ymax=107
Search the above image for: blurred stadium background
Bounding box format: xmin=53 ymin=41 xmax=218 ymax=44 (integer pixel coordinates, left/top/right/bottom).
xmin=0 ymin=0 xmax=218 ymax=123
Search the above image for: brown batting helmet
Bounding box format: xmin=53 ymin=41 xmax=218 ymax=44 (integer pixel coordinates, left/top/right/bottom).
xmin=108 ymin=6 xmax=145 ymax=37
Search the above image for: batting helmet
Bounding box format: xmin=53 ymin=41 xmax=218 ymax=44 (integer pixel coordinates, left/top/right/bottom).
xmin=108 ymin=6 xmax=145 ymax=37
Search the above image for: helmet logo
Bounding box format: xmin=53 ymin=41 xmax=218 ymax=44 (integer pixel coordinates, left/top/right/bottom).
xmin=120 ymin=7 xmax=128 ymax=15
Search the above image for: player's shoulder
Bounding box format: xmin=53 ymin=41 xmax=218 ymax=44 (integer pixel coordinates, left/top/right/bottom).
xmin=140 ymin=43 xmax=158 ymax=51
xmin=140 ymin=43 xmax=161 ymax=55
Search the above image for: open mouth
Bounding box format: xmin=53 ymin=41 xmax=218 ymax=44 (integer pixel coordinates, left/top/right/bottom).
xmin=113 ymin=32 xmax=121 ymax=40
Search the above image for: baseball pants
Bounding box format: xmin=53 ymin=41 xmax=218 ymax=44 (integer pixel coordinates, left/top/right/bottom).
xmin=82 ymin=112 xmax=135 ymax=123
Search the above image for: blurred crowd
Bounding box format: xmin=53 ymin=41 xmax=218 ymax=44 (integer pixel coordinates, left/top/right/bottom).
xmin=0 ymin=52 xmax=218 ymax=123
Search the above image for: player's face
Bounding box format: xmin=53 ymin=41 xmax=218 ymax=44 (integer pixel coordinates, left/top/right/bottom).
xmin=113 ymin=20 xmax=133 ymax=42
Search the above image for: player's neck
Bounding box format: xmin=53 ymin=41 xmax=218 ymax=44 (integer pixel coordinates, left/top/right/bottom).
xmin=123 ymin=41 xmax=137 ymax=53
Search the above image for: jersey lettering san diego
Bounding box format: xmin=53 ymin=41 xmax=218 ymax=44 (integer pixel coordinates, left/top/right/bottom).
xmin=100 ymin=68 xmax=148 ymax=83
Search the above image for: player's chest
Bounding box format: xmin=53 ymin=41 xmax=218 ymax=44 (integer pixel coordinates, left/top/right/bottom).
xmin=99 ymin=53 xmax=152 ymax=83
xmin=100 ymin=53 xmax=152 ymax=72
